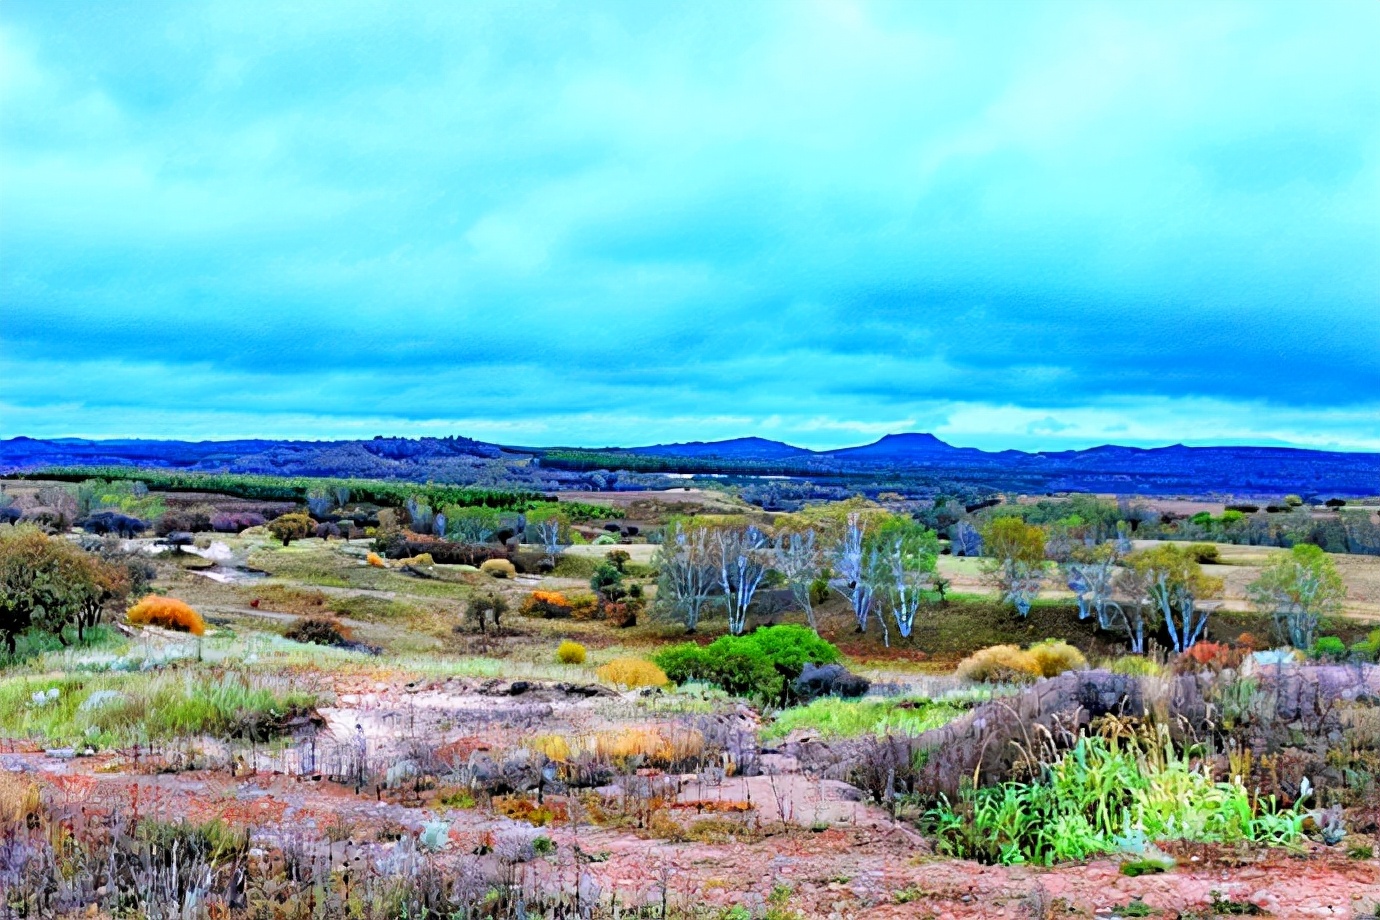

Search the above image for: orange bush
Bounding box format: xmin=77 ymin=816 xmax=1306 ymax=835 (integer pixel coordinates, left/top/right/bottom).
xmin=366 ymin=552 xmax=385 ymax=567
xmin=126 ymin=596 xmax=206 ymax=635
xmin=1178 ymin=641 xmax=1241 ymax=671
xmin=520 ymin=591 xmax=572 ymax=618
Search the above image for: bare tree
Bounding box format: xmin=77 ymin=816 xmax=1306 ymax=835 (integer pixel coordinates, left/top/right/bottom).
xmin=531 ymin=515 xmax=566 ymax=563
xmin=876 ymin=520 xmax=939 ymax=640
xmin=950 ymin=520 xmax=983 ymax=557
xmin=775 ymin=528 xmax=823 ymax=631
xmin=713 ymin=525 xmax=771 ymax=635
xmin=831 ymin=512 xmax=875 ymax=633
xmin=654 ymin=522 xmax=716 ymax=633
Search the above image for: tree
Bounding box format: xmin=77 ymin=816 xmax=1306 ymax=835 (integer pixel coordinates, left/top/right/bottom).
xmin=1124 ymin=544 xmax=1224 ymax=653
xmin=950 ymin=521 xmax=983 ymax=557
xmin=267 ymin=513 xmax=316 ymax=546
xmin=980 ymin=517 xmax=1047 ymax=617
xmin=528 ymin=512 xmax=568 ymax=563
xmin=1248 ymin=544 xmax=1346 ymax=649
xmin=445 ymin=505 xmax=501 ymax=543
xmin=466 ymin=591 xmax=509 ymax=636
xmin=0 ymin=526 xmax=121 ymax=652
xmin=831 ymin=512 xmax=876 ymax=633
xmin=1065 ymin=542 xmax=1120 ymax=624
xmin=653 ymin=522 xmax=716 ymax=633
xmin=713 ymin=525 xmax=772 ymax=635
xmin=873 ymin=519 xmax=939 ymax=641
xmin=775 ymin=528 xmax=823 ymax=631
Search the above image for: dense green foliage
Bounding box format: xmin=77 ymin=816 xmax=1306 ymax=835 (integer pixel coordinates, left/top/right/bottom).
xmin=654 ymin=625 xmax=841 ymax=705
xmin=927 ymin=733 xmax=1306 ymax=865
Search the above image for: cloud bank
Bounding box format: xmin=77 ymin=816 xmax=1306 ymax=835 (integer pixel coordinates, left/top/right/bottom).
xmin=2 ymin=0 xmax=1377 ymax=450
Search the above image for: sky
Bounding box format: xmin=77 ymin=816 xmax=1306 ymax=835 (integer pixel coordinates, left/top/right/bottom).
xmin=1 ymin=1 xmax=1378 ymax=453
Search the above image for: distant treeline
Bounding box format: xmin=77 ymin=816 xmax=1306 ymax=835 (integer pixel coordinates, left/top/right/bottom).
xmin=2 ymin=466 xmax=593 ymax=515
xmin=538 ymin=449 xmax=823 ymax=476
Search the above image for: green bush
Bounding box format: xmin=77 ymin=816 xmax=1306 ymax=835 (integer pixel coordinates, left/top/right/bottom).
xmin=653 ymin=625 xmax=841 ymax=705
xmin=1312 ymin=635 xmax=1347 ymax=660
xmin=1350 ymin=629 xmax=1380 ymax=662
xmin=1108 ymin=655 xmax=1163 ymax=677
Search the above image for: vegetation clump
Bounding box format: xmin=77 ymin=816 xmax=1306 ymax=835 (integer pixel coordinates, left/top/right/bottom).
xmin=480 ymin=558 xmax=516 ymax=579
xmin=126 ymin=596 xmax=206 ymax=635
xmin=595 ymin=658 xmax=669 ymax=689
xmin=655 ymin=625 xmax=841 ymax=705
xmin=283 ymin=615 xmax=351 ymax=647
xmin=556 ymin=640 xmax=586 ymax=664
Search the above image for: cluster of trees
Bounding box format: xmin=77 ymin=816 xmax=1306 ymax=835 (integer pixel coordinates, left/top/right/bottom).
xmin=0 ymin=526 xmax=151 ymax=654
xmin=653 ymin=502 xmax=940 ymax=645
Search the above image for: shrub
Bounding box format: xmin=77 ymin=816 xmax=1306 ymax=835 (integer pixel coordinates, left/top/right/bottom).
xmin=955 ymin=645 xmax=1041 ymax=683
xmin=520 ymin=591 xmax=572 ymax=618
xmin=556 ymin=640 xmax=586 ymax=664
xmin=1350 ymin=629 xmax=1380 ymax=662
xmin=1187 ymin=542 xmax=1221 ymax=564
xmin=126 ymin=596 xmax=206 ymax=635
xmin=1028 ymin=639 xmax=1087 ymax=678
xmin=567 ymin=593 xmax=600 ymax=620
xmin=1312 ymin=635 xmax=1348 ymax=660
xmin=605 ymin=549 xmax=631 ymax=572
xmin=284 ymin=616 xmax=351 ymax=647
xmin=365 ymin=552 xmax=385 ymax=567
xmin=596 ymin=658 xmax=669 ymax=689
xmin=480 ymin=558 xmax=516 ymax=578
xmin=1109 ymin=655 xmax=1163 ymax=677
xmin=155 ymin=508 xmax=213 ymax=536
xmin=654 ymin=625 xmax=842 ymax=704
xmin=210 ymin=512 xmax=265 ymax=533
xmin=314 ymin=522 xmax=341 ymax=540
xmin=266 ymin=513 xmax=316 ymax=546
xmin=1178 ymin=640 xmax=1241 ymax=671
xmin=602 ymin=598 xmax=640 ymax=628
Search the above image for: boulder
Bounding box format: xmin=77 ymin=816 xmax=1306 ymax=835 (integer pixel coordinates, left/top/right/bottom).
xmin=794 ymin=663 xmax=871 ymax=702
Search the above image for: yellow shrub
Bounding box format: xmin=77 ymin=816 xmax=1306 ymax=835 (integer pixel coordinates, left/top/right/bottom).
xmin=366 ymin=552 xmax=385 ymax=567
xmin=1028 ymin=639 xmax=1087 ymax=677
xmin=557 ymin=640 xmax=587 ymax=664
xmin=126 ymin=596 xmax=206 ymax=635
xmin=592 ymin=726 xmax=704 ymax=766
xmin=955 ymin=644 xmax=1040 ymax=683
xmin=401 ymin=552 xmax=434 ymax=566
xmin=480 ymin=558 xmax=516 ymax=579
xmin=568 ymin=594 xmax=600 ymax=620
xmin=596 ymin=658 xmax=669 ymax=690
xmin=528 ymin=734 xmax=573 ymax=763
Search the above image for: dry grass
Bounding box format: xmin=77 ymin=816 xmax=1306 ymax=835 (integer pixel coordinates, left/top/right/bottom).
xmin=596 ymin=658 xmax=669 ymax=689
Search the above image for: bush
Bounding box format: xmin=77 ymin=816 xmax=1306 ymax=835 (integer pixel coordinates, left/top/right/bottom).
xmin=126 ymin=596 xmax=206 ymax=635
xmin=955 ymin=645 xmax=1041 ymax=684
xmin=365 ymin=552 xmax=385 ymax=567
xmin=155 ymin=509 xmax=213 ymax=536
xmin=653 ymin=625 xmax=842 ymax=705
xmin=1108 ymin=655 xmax=1163 ymax=677
xmin=568 ymin=594 xmax=600 ymax=620
xmin=1350 ymin=629 xmax=1380 ymax=662
xmin=596 ymin=658 xmax=669 ymax=689
xmin=480 ymin=558 xmax=516 ymax=579
xmin=556 ymin=640 xmax=586 ymax=664
xmin=266 ymin=513 xmax=316 ymax=546
xmin=1188 ymin=542 xmax=1221 ymax=564
xmin=1312 ymin=635 xmax=1348 ymax=660
xmin=1178 ymin=641 xmax=1241 ymax=671
xmin=520 ymin=591 xmax=572 ymax=618
xmin=1027 ymin=639 xmax=1087 ymax=678
xmin=284 ymin=616 xmax=351 ymax=647
xmin=209 ymin=512 xmax=265 ymax=533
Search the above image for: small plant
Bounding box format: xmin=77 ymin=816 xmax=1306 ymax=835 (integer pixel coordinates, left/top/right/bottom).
xmin=955 ymin=644 xmax=1042 ymax=683
xmin=480 ymin=558 xmax=516 ymax=579
xmin=1187 ymin=542 xmax=1220 ymax=564
xmin=1027 ymin=639 xmax=1087 ymax=677
xmin=1109 ymin=655 xmax=1163 ymax=677
xmin=522 ymin=590 xmax=573 ymax=618
xmin=366 ymin=551 xmax=385 ymax=566
xmin=284 ymin=615 xmax=351 ymax=647
xmin=1312 ymin=635 xmax=1347 ymax=660
xmin=556 ymin=640 xmax=587 ymax=664
xmin=532 ymin=834 xmax=556 ymax=856
xmin=596 ymin=657 xmax=669 ymax=689
xmin=125 ymin=596 xmax=206 ymax=635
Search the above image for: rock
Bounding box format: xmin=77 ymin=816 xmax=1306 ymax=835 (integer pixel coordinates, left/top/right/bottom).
xmin=794 ymin=663 xmax=871 ymax=702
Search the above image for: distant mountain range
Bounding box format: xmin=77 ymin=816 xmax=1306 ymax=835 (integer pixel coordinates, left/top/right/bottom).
xmin=2 ymin=432 xmax=1378 ymax=497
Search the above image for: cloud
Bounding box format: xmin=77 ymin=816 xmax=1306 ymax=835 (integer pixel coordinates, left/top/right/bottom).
xmin=1 ymin=0 xmax=1377 ymax=449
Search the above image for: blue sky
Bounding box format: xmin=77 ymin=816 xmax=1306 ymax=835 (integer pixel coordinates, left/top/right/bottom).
xmin=2 ymin=0 xmax=1377 ymax=452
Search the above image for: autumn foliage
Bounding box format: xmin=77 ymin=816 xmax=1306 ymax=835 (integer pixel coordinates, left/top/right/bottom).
xmin=126 ymin=596 xmax=206 ymax=635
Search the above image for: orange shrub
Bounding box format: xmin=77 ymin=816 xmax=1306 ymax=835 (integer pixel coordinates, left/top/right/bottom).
xmin=520 ymin=591 xmax=573 ymax=618
xmin=366 ymin=552 xmax=385 ymax=567
xmin=126 ymin=596 xmax=206 ymax=635
xmin=1178 ymin=641 xmax=1241 ymax=671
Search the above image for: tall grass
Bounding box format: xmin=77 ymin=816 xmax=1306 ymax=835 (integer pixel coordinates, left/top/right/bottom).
xmin=762 ymin=696 xmax=965 ymax=741
xmin=0 ymin=669 xmax=318 ymax=747
xmin=926 ymin=727 xmax=1307 ymax=865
